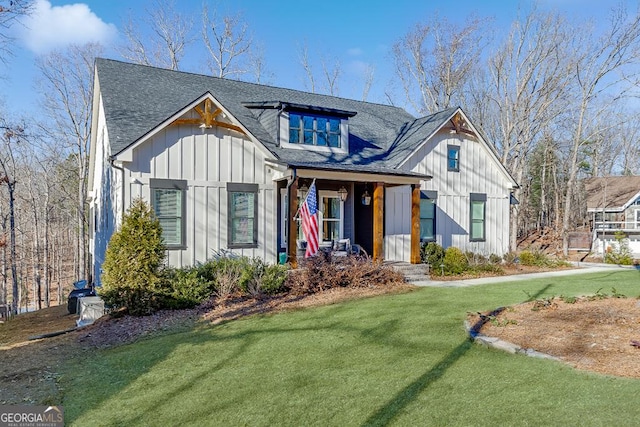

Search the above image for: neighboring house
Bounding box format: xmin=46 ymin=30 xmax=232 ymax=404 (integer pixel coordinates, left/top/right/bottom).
xmin=584 ymin=176 xmax=640 ymax=256
xmin=88 ymin=59 xmax=518 ymax=285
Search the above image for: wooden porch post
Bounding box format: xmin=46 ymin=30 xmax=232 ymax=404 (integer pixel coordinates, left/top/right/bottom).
xmin=410 ymin=184 xmax=421 ymax=264
xmin=287 ymin=178 xmax=299 ymax=268
xmin=373 ymin=182 xmax=384 ymax=261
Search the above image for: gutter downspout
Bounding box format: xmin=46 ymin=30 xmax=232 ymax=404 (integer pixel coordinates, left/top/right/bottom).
xmin=109 ymin=157 xmax=126 ymax=217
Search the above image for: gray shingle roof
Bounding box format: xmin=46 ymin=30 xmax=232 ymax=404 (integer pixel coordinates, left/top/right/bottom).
xmin=96 ymin=58 xmax=456 ymax=174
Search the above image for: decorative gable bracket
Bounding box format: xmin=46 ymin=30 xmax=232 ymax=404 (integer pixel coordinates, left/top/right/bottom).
xmin=447 ymin=112 xmax=475 ymax=137
xmin=171 ymin=98 xmax=246 ymax=135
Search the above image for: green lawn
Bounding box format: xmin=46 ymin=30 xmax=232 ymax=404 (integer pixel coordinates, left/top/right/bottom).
xmin=63 ymin=270 xmax=640 ymax=426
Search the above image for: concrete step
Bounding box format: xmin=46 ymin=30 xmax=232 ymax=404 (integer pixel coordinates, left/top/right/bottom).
xmin=385 ymin=261 xmax=430 ymax=282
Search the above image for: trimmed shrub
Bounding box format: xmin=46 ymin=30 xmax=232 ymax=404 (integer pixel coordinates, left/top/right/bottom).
xmin=604 ymin=231 xmax=634 ymax=265
xmin=489 ymin=253 xmax=502 ymax=264
xmin=100 ymin=198 xmax=166 ymax=316
xmin=421 ymin=242 xmax=445 ymax=267
xmin=443 ymin=247 xmax=468 ymax=275
xmin=162 ymin=267 xmax=213 ymax=309
xmin=243 ymin=258 xmax=288 ymax=296
xmin=518 ymin=249 xmax=569 ymax=268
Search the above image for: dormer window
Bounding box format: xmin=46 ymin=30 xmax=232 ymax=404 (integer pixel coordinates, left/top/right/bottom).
xmin=272 ymin=103 xmax=355 ymax=154
xmin=289 ymin=113 xmax=341 ymax=148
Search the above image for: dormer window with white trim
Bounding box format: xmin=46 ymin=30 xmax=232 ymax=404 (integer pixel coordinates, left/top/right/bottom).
xmin=276 ymin=103 xmax=355 ymax=154
xmin=289 ymin=113 xmax=341 ymax=148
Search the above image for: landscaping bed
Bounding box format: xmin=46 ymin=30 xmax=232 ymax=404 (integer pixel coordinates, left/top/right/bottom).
xmin=471 ymin=294 xmax=640 ymax=378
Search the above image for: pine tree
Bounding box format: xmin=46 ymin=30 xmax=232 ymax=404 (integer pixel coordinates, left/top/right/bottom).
xmin=100 ymin=198 xmax=166 ymax=315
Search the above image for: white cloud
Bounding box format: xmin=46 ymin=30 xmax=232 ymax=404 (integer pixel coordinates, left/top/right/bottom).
xmin=347 ymin=48 xmax=363 ymax=56
xmin=17 ymin=0 xmax=117 ymax=53
xmin=347 ymin=60 xmax=370 ymax=76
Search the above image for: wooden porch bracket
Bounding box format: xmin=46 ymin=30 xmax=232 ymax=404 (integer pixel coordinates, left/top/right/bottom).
xmin=287 ymin=179 xmax=299 ymax=268
xmin=410 ymin=184 xmax=421 ymax=264
xmin=373 ymin=182 xmax=384 ymax=261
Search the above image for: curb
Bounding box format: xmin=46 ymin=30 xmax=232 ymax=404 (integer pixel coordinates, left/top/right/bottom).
xmin=464 ymin=319 xmax=561 ymax=361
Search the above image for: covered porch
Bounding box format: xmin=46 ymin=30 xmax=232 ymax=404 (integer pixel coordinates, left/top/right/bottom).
xmin=275 ymin=166 xmax=430 ymax=267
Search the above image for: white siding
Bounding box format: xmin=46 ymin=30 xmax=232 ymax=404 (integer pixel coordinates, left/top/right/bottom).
xmin=122 ymin=123 xmax=277 ymax=269
xmin=90 ymin=96 xmax=118 ymax=285
xmin=402 ymin=130 xmax=513 ymax=256
xmin=384 ymin=185 xmax=411 ymax=262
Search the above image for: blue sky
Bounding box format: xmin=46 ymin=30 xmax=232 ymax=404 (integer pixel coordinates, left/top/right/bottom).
xmin=1 ymin=0 xmax=635 ymax=116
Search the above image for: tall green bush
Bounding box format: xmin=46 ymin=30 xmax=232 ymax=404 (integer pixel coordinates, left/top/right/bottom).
xmin=100 ymin=198 xmax=166 ymax=316
xmin=421 ymin=242 xmax=445 ymax=267
xmin=443 ymin=247 xmax=468 ymax=275
xmin=605 ymin=231 xmax=634 ymax=265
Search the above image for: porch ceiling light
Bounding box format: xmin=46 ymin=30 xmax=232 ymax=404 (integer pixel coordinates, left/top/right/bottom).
xmin=338 ymin=185 xmax=348 ymax=202
xmin=361 ymin=190 xmax=371 ymax=206
xmin=299 ymin=182 xmax=309 ymax=199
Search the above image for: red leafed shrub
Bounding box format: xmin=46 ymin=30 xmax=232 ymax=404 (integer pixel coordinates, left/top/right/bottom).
xmin=285 ymin=253 xmax=405 ymax=295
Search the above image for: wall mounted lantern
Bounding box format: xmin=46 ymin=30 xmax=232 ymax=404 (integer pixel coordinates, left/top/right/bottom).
xmin=338 ymin=185 xmax=348 ymax=202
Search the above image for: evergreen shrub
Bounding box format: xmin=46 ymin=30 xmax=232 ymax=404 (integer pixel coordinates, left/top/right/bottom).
xmin=100 ymin=198 xmax=166 ymax=316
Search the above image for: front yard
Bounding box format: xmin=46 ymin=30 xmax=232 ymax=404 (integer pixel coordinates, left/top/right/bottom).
xmin=59 ymin=269 xmax=640 ymax=426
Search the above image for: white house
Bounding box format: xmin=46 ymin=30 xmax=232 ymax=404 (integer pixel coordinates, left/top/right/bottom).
xmin=88 ymin=59 xmax=518 ymax=285
xmin=584 ymin=176 xmax=640 ymax=256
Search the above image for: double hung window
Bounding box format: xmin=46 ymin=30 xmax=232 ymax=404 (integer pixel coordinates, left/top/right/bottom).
xmin=227 ymin=183 xmax=259 ymax=248
xmin=420 ymin=191 xmax=437 ymax=241
xmin=470 ymin=193 xmax=486 ymax=242
xmin=150 ymin=179 xmax=186 ymax=248
xmin=447 ymin=145 xmax=460 ymax=171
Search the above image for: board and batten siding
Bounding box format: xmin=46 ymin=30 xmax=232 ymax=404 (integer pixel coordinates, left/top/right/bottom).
xmin=402 ymin=130 xmax=513 ymax=256
xmin=384 ymin=185 xmax=412 ymax=262
xmin=90 ymin=95 xmax=118 ymax=285
xmin=123 ymin=123 xmax=278 ymax=268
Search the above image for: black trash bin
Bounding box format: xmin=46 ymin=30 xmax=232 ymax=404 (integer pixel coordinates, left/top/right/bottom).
xmin=67 ymin=280 xmax=95 ymax=314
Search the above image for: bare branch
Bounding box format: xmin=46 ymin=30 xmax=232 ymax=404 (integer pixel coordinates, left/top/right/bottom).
xmin=202 ymin=5 xmax=253 ymax=78
xmin=119 ymin=0 xmax=192 ymax=70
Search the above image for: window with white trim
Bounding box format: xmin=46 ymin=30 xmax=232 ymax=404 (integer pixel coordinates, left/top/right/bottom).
xmin=289 ymin=113 xmax=341 ymax=148
xmin=318 ymin=190 xmax=344 ymax=243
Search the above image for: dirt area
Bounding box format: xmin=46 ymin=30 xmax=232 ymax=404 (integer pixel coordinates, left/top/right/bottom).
xmin=472 ymin=296 xmax=640 ymax=378
xmin=0 ymin=282 xmax=414 ymax=404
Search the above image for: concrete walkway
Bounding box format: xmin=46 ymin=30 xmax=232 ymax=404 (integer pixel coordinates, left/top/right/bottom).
xmin=409 ymin=262 xmax=636 ymax=288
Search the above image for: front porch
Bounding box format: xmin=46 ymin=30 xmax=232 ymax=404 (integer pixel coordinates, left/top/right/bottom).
xmin=276 ymin=168 xmax=428 ymax=267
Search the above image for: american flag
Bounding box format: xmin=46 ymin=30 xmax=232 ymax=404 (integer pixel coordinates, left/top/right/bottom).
xmin=300 ymin=181 xmax=319 ymax=257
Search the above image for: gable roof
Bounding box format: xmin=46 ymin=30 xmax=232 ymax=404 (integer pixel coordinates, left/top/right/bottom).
xmin=94 ymin=59 xmax=507 ymax=180
xmin=584 ymin=176 xmax=640 ymax=211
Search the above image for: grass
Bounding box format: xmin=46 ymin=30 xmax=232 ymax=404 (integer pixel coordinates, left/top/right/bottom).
xmin=62 ymin=270 xmax=640 ymax=426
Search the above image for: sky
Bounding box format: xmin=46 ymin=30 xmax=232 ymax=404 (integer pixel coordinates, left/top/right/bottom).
xmin=1 ymin=0 xmax=637 ymax=117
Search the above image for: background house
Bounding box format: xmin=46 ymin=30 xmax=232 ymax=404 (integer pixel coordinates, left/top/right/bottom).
xmin=88 ymin=59 xmax=517 ymax=285
xmin=584 ymin=176 xmax=640 ymax=256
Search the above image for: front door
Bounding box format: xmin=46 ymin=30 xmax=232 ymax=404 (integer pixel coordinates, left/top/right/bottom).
xmin=318 ymin=190 xmax=344 ymax=245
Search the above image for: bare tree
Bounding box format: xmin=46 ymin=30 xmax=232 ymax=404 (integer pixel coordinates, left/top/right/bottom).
xmin=248 ymin=43 xmax=273 ymax=84
xmin=561 ymin=5 xmax=640 ymax=255
xmin=484 ymin=8 xmax=573 ymax=249
xmin=202 ymin=5 xmax=252 ymax=78
xmin=0 ymin=0 xmax=33 ymax=64
xmin=392 ymin=15 xmax=489 ymax=114
xmin=36 ymin=42 xmax=102 ymax=280
xmin=361 ymin=65 xmax=375 ymax=102
xmin=321 ymin=56 xmax=341 ymax=96
xmin=0 ymin=117 xmax=22 ymax=315
xmin=298 ymin=42 xmax=316 ymax=93
xmin=119 ymin=0 xmax=192 ymax=70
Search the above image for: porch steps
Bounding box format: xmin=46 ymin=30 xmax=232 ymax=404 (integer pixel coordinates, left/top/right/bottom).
xmin=385 ymin=261 xmax=430 ymax=283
